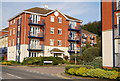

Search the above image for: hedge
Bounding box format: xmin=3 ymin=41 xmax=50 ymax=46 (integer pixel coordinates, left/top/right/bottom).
xmin=67 ymin=67 xmax=120 ymax=80
xmin=65 ymin=65 xmax=94 ymax=73
xmin=22 ymin=57 xmax=64 ymax=65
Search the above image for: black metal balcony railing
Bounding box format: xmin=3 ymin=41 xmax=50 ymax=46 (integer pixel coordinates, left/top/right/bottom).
xmin=82 ymin=41 xmax=86 ymax=44
xmin=82 ymin=35 xmax=87 ymax=39
xmin=28 ymin=18 xmax=45 ymax=26
xmin=90 ymin=36 xmax=95 ymax=40
xmin=28 ymin=44 xmax=44 ymax=51
xmin=68 ymin=36 xmax=80 ymax=42
xmin=68 ymin=25 xmax=81 ymax=31
xmin=68 ymin=47 xmax=80 ymax=53
xmin=28 ymin=32 xmax=44 ymax=39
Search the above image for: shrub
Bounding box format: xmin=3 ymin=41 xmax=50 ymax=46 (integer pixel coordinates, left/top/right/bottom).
xmin=68 ymin=68 xmax=78 ymax=75
xmin=66 ymin=67 xmax=119 ymax=80
xmin=82 ymin=47 xmax=100 ymax=62
xmin=65 ymin=65 xmax=94 ymax=73
xmin=22 ymin=57 xmax=64 ymax=65
xmin=87 ymin=57 xmax=102 ymax=68
xmin=75 ymin=67 xmax=89 ymax=76
xmin=2 ymin=61 xmax=12 ymax=65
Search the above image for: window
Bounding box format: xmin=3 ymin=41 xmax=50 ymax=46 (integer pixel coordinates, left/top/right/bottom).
xmin=58 ymin=17 xmax=62 ymax=23
xmin=10 ymin=21 xmax=12 ymax=25
xmin=58 ymin=40 xmax=62 ymax=46
xmin=69 ymin=21 xmax=77 ymax=28
xmin=14 ymin=19 xmax=16 ymax=24
xmin=50 ymin=39 xmax=54 ymax=45
xmin=58 ymin=29 xmax=62 ymax=35
xmin=10 ymin=29 xmax=12 ymax=36
xmin=30 ymin=15 xmax=40 ymax=24
xmin=13 ymin=28 xmax=15 ymax=35
xmin=50 ymin=28 xmax=54 ymax=34
xmin=50 ymin=16 xmax=54 ymax=22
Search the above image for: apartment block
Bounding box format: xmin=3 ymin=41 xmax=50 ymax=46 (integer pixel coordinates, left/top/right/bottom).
xmin=0 ymin=27 xmax=8 ymax=61
xmin=102 ymin=0 xmax=120 ymax=68
xmin=8 ymin=7 xmax=82 ymax=62
xmin=81 ymin=29 xmax=97 ymax=47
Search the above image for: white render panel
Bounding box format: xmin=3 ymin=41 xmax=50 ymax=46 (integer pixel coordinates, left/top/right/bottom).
xmin=102 ymin=30 xmax=113 ymax=67
xmin=20 ymin=44 xmax=29 ymax=62
xmin=7 ymin=46 xmax=16 ymax=61
xmin=44 ymin=46 xmax=69 ymax=58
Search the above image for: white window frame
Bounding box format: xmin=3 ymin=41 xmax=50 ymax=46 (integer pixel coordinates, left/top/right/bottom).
xmin=50 ymin=39 xmax=54 ymax=45
xmin=58 ymin=17 xmax=62 ymax=23
xmin=50 ymin=27 xmax=54 ymax=34
xmin=50 ymin=16 xmax=54 ymax=22
xmin=14 ymin=19 xmax=16 ymax=24
xmin=10 ymin=21 xmax=12 ymax=25
xmin=58 ymin=40 xmax=62 ymax=46
xmin=13 ymin=28 xmax=15 ymax=35
xmin=58 ymin=28 xmax=62 ymax=35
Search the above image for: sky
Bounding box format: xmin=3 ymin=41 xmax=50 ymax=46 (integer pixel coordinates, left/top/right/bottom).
xmin=1 ymin=2 xmax=101 ymax=30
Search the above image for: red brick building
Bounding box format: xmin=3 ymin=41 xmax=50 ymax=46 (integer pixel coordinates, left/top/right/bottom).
xmin=102 ymin=0 xmax=120 ymax=68
xmin=81 ymin=29 xmax=97 ymax=47
xmin=0 ymin=27 xmax=8 ymax=61
xmin=8 ymin=7 xmax=82 ymax=62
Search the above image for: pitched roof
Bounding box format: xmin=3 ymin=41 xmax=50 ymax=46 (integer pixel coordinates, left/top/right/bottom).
xmin=24 ymin=7 xmax=53 ymax=14
xmin=2 ymin=27 xmax=8 ymax=31
xmin=65 ymin=14 xmax=80 ymax=21
xmin=24 ymin=7 xmax=81 ymax=21
xmin=82 ymin=29 xmax=96 ymax=35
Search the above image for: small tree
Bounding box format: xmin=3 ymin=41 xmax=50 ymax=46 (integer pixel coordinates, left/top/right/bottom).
xmin=82 ymin=47 xmax=100 ymax=62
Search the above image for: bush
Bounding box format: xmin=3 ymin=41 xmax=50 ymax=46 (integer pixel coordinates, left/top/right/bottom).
xmin=68 ymin=68 xmax=78 ymax=75
xmin=66 ymin=67 xmax=119 ymax=80
xmin=87 ymin=57 xmax=102 ymax=68
xmin=22 ymin=57 xmax=64 ymax=65
xmin=75 ymin=67 xmax=89 ymax=76
xmin=65 ymin=65 xmax=94 ymax=73
xmin=2 ymin=61 xmax=12 ymax=65
xmin=82 ymin=47 xmax=100 ymax=62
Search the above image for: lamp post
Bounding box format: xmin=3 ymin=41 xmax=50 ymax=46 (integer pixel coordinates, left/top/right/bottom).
xmin=75 ymin=37 xmax=77 ymax=65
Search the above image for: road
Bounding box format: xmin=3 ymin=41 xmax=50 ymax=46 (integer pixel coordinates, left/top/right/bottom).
xmin=1 ymin=66 xmax=115 ymax=81
xmin=1 ymin=66 xmax=65 ymax=79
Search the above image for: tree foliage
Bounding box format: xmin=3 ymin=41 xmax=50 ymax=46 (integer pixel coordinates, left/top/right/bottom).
xmin=82 ymin=21 xmax=101 ymax=36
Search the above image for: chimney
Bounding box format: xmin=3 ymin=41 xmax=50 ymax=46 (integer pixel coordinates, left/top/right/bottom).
xmin=44 ymin=4 xmax=48 ymax=9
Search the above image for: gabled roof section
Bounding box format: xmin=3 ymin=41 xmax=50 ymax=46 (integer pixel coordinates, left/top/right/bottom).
xmin=82 ymin=29 xmax=97 ymax=36
xmin=24 ymin=7 xmax=53 ymax=14
xmin=65 ymin=14 xmax=81 ymax=21
xmin=9 ymin=7 xmax=82 ymax=22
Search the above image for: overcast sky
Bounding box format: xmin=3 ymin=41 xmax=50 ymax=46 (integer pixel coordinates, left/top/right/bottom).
xmin=1 ymin=2 xmax=101 ymax=30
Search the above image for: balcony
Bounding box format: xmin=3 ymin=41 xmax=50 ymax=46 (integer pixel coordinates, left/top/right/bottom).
xmin=28 ymin=45 xmax=44 ymax=51
xmin=82 ymin=35 xmax=87 ymax=39
xmin=28 ymin=18 xmax=45 ymax=26
xmin=68 ymin=25 xmax=81 ymax=31
xmin=82 ymin=40 xmax=86 ymax=44
xmin=28 ymin=32 xmax=44 ymax=39
xmin=90 ymin=36 xmax=95 ymax=40
xmin=68 ymin=48 xmax=80 ymax=53
xmin=68 ymin=36 xmax=80 ymax=42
